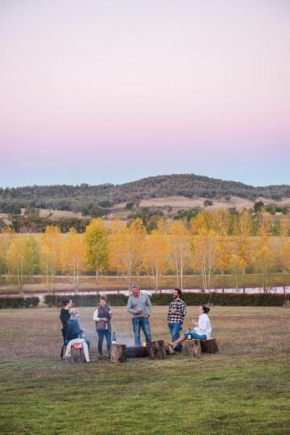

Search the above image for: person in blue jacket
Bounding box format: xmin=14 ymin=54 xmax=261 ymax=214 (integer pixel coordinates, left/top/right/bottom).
xmin=65 ymin=308 xmax=90 ymax=350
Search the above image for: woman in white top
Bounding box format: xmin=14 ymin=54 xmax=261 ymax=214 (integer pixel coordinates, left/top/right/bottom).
xmin=170 ymin=306 xmax=211 ymax=349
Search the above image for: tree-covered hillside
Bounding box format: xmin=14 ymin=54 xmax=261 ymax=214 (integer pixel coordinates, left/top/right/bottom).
xmin=1 ymin=173 xmax=290 ymax=214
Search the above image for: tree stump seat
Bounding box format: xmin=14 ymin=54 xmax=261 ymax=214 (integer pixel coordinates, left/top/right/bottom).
xmin=186 ymin=339 xmax=202 ymax=358
xmin=186 ymin=338 xmax=218 ymax=358
xmin=111 ymin=344 xmax=127 ymax=363
xmin=69 ymin=343 xmax=87 ymax=363
xmin=146 ymin=340 xmax=167 ymax=360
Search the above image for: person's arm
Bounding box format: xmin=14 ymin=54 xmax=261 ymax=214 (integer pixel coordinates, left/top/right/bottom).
xmin=77 ymin=323 xmax=83 ymax=337
xmin=93 ymin=309 xmax=100 ymax=321
xmin=59 ymin=309 xmax=66 ymax=326
xmin=127 ymin=297 xmax=139 ymax=314
xmin=145 ymin=295 xmax=152 ymax=317
xmin=181 ymin=302 xmax=186 ymax=320
xmin=197 ymin=315 xmax=208 ymax=333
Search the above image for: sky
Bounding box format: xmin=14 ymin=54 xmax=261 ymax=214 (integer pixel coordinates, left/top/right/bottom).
xmin=0 ymin=0 xmax=289 ymax=188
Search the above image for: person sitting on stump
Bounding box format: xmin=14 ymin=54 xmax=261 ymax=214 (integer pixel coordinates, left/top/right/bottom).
xmin=170 ymin=306 xmax=212 ymax=349
xmin=93 ymin=295 xmax=113 ymax=360
xmin=65 ymin=308 xmax=90 ymax=350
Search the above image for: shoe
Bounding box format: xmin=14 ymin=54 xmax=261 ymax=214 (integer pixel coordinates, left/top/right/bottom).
xmin=106 ymin=354 xmax=111 ymax=359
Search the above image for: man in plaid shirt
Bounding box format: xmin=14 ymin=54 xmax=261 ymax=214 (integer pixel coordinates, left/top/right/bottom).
xmin=167 ymin=289 xmax=186 ymax=353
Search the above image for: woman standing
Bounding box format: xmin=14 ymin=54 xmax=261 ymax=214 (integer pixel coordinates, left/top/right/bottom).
xmin=59 ymin=298 xmax=72 ymax=359
xmin=93 ymin=296 xmax=112 ymax=359
xmin=170 ymin=306 xmax=212 ymax=349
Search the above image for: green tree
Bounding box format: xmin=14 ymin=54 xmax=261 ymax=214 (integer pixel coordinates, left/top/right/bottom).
xmin=84 ymin=219 xmax=109 ymax=278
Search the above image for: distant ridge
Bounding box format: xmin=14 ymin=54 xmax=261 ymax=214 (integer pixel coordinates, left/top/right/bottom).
xmin=1 ymin=173 xmax=290 ymax=213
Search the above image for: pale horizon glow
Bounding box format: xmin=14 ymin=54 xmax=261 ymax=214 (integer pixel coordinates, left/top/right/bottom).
xmin=0 ymin=0 xmax=289 ymax=188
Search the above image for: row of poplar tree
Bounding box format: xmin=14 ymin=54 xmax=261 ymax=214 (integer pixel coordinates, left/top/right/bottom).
xmin=1 ymin=210 xmax=290 ymax=294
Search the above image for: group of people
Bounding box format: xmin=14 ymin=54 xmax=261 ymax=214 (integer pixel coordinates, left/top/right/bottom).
xmin=59 ymin=284 xmax=212 ymax=360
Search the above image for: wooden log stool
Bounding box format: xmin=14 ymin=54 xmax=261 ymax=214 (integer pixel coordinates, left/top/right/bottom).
xmin=111 ymin=344 xmax=127 ymax=363
xmin=200 ymin=338 xmax=219 ymax=354
xmin=146 ymin=340 xmax=167 ymax=360
xmin=70 ymin=343 xmax=87 ymax=363
xmin=186 ymin=339 xmax=202 ymax=358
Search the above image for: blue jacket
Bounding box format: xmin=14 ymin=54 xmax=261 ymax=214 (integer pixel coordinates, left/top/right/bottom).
xmin=65 ymin=318 xmax=83 ymax=343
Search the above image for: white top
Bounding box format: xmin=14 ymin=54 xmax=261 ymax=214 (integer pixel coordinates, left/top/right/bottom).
xmin=194 ymin=313 xmax=212 ymax=339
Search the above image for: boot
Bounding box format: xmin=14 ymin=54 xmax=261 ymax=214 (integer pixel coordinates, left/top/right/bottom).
xmin=98 ymin=351 xmax=103 ymax=360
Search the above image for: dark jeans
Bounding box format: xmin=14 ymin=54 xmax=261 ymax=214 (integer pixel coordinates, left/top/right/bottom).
xmin=60 ymin=327 xmax=67 ymax=357
xmin=97 ymin=329 xmax=111 ymax=353
xmin=132 ymin=317 xmax=151 ymax=347
xmin=168 ymin=322 xmax=182 ymax=352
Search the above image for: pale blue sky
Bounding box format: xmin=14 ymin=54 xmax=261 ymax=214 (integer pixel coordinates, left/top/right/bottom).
xmin=0 ymin=0 xmax=289 ymax=188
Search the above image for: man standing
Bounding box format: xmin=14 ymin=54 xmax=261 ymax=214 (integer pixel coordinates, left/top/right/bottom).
xmin=167 ymin=289 xmax=186 ymax=353
xmin=127 ymin=284 xmax=152 ymax=346
xmin=59 ymin=298 xmax=73 ymax=359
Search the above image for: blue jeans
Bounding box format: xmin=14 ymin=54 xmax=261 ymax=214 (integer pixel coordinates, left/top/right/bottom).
xmin=97 ymin=329 xmax=111 ymax=353
xmin=168 ymin=322 xmax=182 ymax=352
xmin=132 ymin=317 xmax=151 ymax=346
xmin=184 ymin=330 xmax=207 ymax=340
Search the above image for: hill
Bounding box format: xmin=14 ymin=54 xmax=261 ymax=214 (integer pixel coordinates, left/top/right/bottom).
xmin=1 ymin=173 xmax=290 ymax=215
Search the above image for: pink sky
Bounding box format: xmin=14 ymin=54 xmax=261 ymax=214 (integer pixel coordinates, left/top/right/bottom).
xmin=0 ymin=0 xmax=289 ymax=187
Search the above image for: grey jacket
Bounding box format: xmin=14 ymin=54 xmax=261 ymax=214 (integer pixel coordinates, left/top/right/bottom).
xmin=127 ymin=292 xmax=152 ymax=318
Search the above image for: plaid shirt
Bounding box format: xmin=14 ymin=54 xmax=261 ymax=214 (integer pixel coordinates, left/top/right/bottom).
xmin=167 ymin=299 xmax=186 ymax=324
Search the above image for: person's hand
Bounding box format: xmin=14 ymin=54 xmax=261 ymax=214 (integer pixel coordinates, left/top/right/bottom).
xmin=136 ymin=308 xmax=142 ymax=314
xmin=102 ymin=318 xmax=108 ymax=322
xmin=192 ymin=319 xmax=198 ymax=326
xmin=144 ymin=314 xmax=150 ymax=319
xmin=169 ymin=309 xmax=175 ymax=314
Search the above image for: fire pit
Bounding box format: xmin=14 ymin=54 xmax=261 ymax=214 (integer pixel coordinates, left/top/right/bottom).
xmin=125 ymin=346 xmax=149 ymax=358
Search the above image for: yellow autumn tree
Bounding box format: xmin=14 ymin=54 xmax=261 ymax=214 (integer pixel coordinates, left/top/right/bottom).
xmin=233 ymin=210 xmax=254 ymax=278
xmin=40 ymin=226 xmax=62 ymax=294
xmin=83 ymin=219 xmax=109 ymax=279
xmin=7 ymin=235 xmax=39 ymax=295
xmin=143 ymin=220 xmax=168 ymax=291
xmin=110 ymin=218 xmax=146 ymax=290
xmin=190 ymin=211 xmax=213 ymax=234
xmin=61 ymin=228 xmax=85 ymax=294
xmin=254 ymin=226 xmax=274 ymax=293
xmin=168 ymin=220 xmax=190 ymax=289
xmin=277 ymin=220 xmax=290 ymax=299
xmin=191 ymin=228 xmax=218 ymax=293
xmin=212 ymin=211 xmax=233 ymax=288
xmin=0 ymin=227 xmax=15 ymax=275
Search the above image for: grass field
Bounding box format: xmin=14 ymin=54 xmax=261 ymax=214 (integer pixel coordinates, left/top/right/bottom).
xmin=0 ymin=306 xmax=290 ymax=434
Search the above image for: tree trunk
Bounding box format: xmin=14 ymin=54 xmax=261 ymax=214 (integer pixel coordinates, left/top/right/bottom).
xmin=186 ymin=339 xmax=201 ymax=358
xmin=111 ymin=344 xmax=127 ymax=363
xmin=146 ymin=340 xmax=167 ymax=360
xmin=200 ymin=338 xmax=219 ymax=354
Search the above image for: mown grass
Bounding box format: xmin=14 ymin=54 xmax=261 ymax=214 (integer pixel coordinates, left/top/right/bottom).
xmin=0 ymin=307 xmax=290 ymax=434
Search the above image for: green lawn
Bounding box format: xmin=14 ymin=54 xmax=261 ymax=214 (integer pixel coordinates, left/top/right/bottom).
xmin=0 ymin=307 xmax=290 ymax=434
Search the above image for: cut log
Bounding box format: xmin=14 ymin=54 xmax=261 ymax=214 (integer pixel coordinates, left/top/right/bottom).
xmin=111 ymin=344 xmax=127 ymax=363
xmin=200 ymin=338 xmax=219 ymax=354
xmin=146 ymin=340 xmax=167 ymax=360
xmin=126 ymin=346 xmax=149 ymax=358
xmin=70 ymin=345 xmax=87 ymax=363
xmin=186 ymin=339 xmax=201 ymax=358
